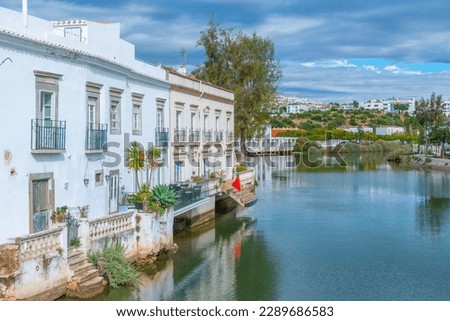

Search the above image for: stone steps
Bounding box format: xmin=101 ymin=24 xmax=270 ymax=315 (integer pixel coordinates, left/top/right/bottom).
xmin=66 ymin=249 xmax=105 ymax=299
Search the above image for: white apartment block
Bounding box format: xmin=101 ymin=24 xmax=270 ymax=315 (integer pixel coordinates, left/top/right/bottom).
xmin=363 ymin=98 xmax=416 ymax=113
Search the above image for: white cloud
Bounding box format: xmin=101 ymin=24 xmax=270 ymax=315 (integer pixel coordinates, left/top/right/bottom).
xmin=301 ymin=60 xmax=357 ymax=69
xmin=257 ymin=15 xmax=322 ymax=36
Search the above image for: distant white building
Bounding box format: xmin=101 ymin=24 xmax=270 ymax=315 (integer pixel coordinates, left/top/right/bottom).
xmin=363 ymin=98 xmax=416 ymax=114
xmin=277 ymin=95 xmax=328 ymax=113
xmin=344 ymin=127 xmax=374 ymax=133
xmin=375 ymin=126 xmax=405 ymax=135
xmin=443 ymin=100 xmax=450 ymax=117
xmin=363 ymin=100 xmax=388 ymax=111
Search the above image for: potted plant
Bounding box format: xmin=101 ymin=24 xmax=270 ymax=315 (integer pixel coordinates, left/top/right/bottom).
xmin=51 ymin=206 xmax=68 ymax=223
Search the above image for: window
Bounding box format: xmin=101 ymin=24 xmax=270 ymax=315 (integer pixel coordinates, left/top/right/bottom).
xmin=34 ymin=71 xmax=61 ymax=121
xmin=191 ymin=113 xmax=196 ymax=129
xmin=176 ymin=111 xmax=182 ymax=129
xmin=86 ymin=82 xmax=102 ymax=125
xmin=132 ymin=93 xmax=144 ymax=135
xmin=87 ymin=97 xmax=97 ymax=124
xmin=64 ymin=27 xmax=82 ymax=42
xmin=175 ymin=161 xmax=183 ymax=182
xmin=227 ymin=117 xmax=231 ymax=131
xmin=156 ymin=98 xmax=165 ymax=129
xmin=40 ymin=92 xmax=54 ymax=126
xmin=204 ymin=114 xmax=208 ymax=130
xmin=95 ymin=170 xmax=104 ymax=187
xmin=110 ymin=88 xmax=122 ymax=135
xmin=157 ymin=108 xmax=164 ymax=128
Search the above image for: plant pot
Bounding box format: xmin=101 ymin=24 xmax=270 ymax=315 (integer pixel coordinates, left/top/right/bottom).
xmin=135 ymin=202 xmax=143 ymax=210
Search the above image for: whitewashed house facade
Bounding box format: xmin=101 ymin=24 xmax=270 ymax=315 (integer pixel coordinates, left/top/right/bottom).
xmin=165 ymin=67 xmax=235 ymax=183
xmin=163 ymin=67 xmax=236 ymax=225
xmin=0 ymin=6 xmax=171 ymax=242
xmin=0 ymin=7 xmax=175 ymax=299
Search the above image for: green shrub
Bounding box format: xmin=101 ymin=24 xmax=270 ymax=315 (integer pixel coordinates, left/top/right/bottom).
xmin=89 ymin=245 xmax=140 ymax=289
xmin=235 ymin=165 xmax=248 ymax=173
xmin=151 ymin=184 xmax=176 ymax=210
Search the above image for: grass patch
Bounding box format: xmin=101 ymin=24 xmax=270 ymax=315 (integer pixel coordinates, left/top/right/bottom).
xmin=89 ymin=245 xmax=140 ymax=289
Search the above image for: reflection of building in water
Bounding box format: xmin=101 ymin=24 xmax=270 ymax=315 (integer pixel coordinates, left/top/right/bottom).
xmin=136 ymin=260 xmax=175 ymax=301
xmin=173 ymin=216 xmax=249 ymax=300
xmin=136 ymin=212 xmax=275 ymax=301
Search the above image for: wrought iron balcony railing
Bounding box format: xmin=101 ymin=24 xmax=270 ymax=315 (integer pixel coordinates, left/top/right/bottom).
xmin=226 ymin=130 xmax=234 ymax=142
xmin=174 ymin=128 xmax=187 ymax=143
xmin=156 ymin=127 xmax=169 ymax=147
xmin=86 ymin=123 xmax=107 ymax=151
xmin=189 ymin=129 xmax=201 ymax=143
xmin=31 ymin=119 xmax=66 ymax=151
xmin=203 ymin=129 xmax=213 ymax=142
xmin=214 ymin=130 xmax=224 ymax=142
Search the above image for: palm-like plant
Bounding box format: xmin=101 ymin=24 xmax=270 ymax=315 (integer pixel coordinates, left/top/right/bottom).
xmin=125 ymin=141 xmax=145 ymax=192
xmin=146 ymin=146 xmax=163 ymax=187
xmin=151 ymin=184 xmax=176 ymax=210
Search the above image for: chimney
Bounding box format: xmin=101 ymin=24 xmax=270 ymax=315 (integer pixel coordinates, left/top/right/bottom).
xmin=22 ymin=0 xmax=28 ymax=27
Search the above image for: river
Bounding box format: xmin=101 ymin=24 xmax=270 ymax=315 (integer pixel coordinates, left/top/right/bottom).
xmin=95 ymin=153 xmax=450 ymax=300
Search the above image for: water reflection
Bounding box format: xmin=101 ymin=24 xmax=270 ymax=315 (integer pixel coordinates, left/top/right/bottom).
xmin=245 ymin=153 xmax=396 ymax=179
xmin=415 ymin=171 xmax=450 ymax=237
xmin=416 ymin=197 xmax=450 ymax=236
xmin=94 ymin=211 xmax=276 ymax=301
xmin=169 ymin=212 xmax=276 ymax=300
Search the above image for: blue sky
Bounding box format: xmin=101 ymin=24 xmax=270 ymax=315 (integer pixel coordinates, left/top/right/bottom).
xmin=2 ymin=0 xmax=450 ymax=103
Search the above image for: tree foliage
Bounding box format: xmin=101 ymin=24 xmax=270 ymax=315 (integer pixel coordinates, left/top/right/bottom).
xmin=414 ymin=92 xmax=445 ymax=154
xmin=193 ymin=19 xmax=282 ymax=142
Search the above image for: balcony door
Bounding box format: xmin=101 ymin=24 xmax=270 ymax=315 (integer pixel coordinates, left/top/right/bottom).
xmin=40 ymin=92 xmax=54 ymax=126
xmin=109 ymin=170 xmax=119 ymax=214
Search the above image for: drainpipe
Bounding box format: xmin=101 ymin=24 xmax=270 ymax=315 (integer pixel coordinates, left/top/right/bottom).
xmin=22 ymin=0 xmax=28 ymax=27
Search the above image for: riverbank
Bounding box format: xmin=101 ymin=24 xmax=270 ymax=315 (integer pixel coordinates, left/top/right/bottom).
xmin=408 ymin=155 xmax=450 ymax=172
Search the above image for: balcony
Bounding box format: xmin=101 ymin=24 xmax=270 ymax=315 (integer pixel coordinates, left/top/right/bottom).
xmin=203 ymin=129 xmax=213 ymax=143
xmin=31 ymin=119 xmax=66 ymax=153
xmin=85 ymin=123 xmax=107 ymax=151
xmin=214 ymin=130 xmax=224 ymax=142
xmin=189 ymin=129 xmax=201 ymax=143
xmin=156 ymin=127 xmax=169 ymax=147
xmin=174 ymin=128 xmax=187 ymax=143
xmin=226 ymin=130 xmax=234 ymax=142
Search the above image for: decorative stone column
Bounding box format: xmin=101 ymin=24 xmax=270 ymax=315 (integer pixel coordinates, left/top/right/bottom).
xmin=77 ymin=218 xmax=90 ymax=256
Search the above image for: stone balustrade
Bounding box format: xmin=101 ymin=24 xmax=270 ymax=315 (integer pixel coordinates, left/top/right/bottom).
xmin=15 ymin=227 xmax=64 ymax=262
xmin=89 ymin=211 xmax=134 ymax=240
xmin=239 ymin=169 xmax=255 ymax=186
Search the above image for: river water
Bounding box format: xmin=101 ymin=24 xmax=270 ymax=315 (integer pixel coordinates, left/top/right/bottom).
xmin=95 ymin=154 xmax=450 ymax=301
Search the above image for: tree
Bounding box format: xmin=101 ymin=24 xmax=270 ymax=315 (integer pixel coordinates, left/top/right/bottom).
xmin=125 ymin=142 xmax=145 ymax=192
xmin=193 ymin=19 xmax=282 ymax=150
xmin=414 ymin=93 xmax=444 ymax=155
xmin=146 ymin=146 xmax=162 ymax=187
xmin=393 ymin=103 xmax=409 ymax=113
xmin=430 ymin=122 xmax=450 ymax=158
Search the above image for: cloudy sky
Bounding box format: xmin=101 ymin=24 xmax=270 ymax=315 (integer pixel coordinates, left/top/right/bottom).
xmin=2 ymin=0 xmax=450 ymax=103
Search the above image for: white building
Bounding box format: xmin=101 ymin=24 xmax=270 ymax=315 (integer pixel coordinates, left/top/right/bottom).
xmin=363 ymin=98 xmax=416 ymax=114
xmin=375 ymin=126 xmax=405 ymax=135
xmin=363 ymin=99 xmax=388 ymax=111
xmin=0 ymin=6 xmax=172 ymax=243
xmin=162 ymin=67 xmax=236 ymax=222
xmin=0 ymin=6 xmax=180 ymax=300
